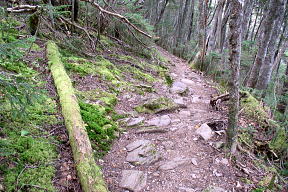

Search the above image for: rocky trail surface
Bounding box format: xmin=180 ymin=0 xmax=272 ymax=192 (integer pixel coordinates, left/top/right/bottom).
xmin=100 ymin=47 xmax=244 ymax=192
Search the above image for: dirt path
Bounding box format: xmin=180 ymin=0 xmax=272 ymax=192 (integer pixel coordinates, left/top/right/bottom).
xmin=101 ymin=47 xmax=243 ymax=192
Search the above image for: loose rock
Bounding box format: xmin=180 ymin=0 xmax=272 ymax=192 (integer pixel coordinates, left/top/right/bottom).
xmin=120 ymin=170 xmax=147 ymax=192
xmin=126 ymin=140 xmax=150 ymax=152
xmin=195 ymin=123 xmax=214 ymax=140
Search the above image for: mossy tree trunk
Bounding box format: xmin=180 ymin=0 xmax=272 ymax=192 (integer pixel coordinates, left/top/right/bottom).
xmin=46 ymin=41 xmax=108 ymax=192
xmin=226 ymin=0 xmax=242 ymax=153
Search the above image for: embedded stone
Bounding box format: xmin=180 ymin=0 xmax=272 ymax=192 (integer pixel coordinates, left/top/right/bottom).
xmin=158 ymin=157 xmax=191 ymax=170
xmin=127 ymin=117 xmax=145 ymax=127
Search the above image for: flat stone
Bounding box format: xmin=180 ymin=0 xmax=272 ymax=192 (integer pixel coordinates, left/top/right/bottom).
xmin=179 ymin=110 xmax=191 ymax=117
xmin=120 ymin=170 xmax=147 ymax=192
xmin=126 ymin=140 xmax=151 ymax=152
xmin=158 ymin=157 xmax=191 ymax=170
xmin=181 ymin=78 xmax=194 ymax=86
xmin=126 ymin=140 xmax=161 ymax=165
xmin=146 ymin=115 xmax=171 ymax=127
xmin=195 ymin=123 xmax=214 ymax=140
xmin=203 ymin=186 xmax=226 ymax=192
xmin=127 ymin=117 xmax=145 ymax=127
xmin=170 ymin=81 xmax=188 ymax=95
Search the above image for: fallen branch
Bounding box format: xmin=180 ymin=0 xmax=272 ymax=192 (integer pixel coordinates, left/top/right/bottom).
xmin=7 ymin=5 xmax=39 ymax=13
xmin=47 ymin=41 xmax=107 ymax=192
xmin=81 ymin=0 xmax=153 ymax=38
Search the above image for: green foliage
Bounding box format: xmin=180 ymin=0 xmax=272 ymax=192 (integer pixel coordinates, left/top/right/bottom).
xmin=79 ymin=102 xmax=118 ymax=157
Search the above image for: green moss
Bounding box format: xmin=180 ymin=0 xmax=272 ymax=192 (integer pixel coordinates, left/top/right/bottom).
xmin=30 ymin=43 xmax=42 ymax=51
xmin=135 ymin=97 xmax=179 ymax=114
xmin=77 ymin=89 xmax=117 ymax=107
xmin=269 ymin=127 xmax=288 ymax=154
xmin=79 ymin=102 xmax=118 ymax=157
xmin=240 ymin=91 xmax=270 ymax=124
xmin=5 ymin=166 xmax=55 ymax=192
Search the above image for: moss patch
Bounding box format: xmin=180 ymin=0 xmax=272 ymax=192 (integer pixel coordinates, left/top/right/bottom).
xmin=135 ymin=97 xmax=179 ymax=114
xmin=79 ymin=102 xmax=118 ymax=157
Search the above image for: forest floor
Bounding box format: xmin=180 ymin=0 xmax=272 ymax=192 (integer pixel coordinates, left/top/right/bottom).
xmin=99 ymin=47 xmax=261 ymax=192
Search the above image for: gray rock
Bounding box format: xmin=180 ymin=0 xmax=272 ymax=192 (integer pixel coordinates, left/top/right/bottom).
xmin=146 ymin=115 xmax=171 ymax=127
xmin=126 ymin=140 xmax=161 ymax=165
xmin=195 ymin=123 xmax=214 ymax=140
xmin=158 ymin=157 xmax=191 ymax=170
xmin=120 ymin=170 xmax=147 ymax=192
xmin=170 ymin=81 xmax=188 ymax=95
xmin=126 ymin=140 xmax=151 ymax=152
xmin=179 ymin=110 xmax=191 ymax=117
xmin=203 ymin=186 xmax=226 ymax=192
xmin=173 ymin=98 xmax=186 ymax=108
xmin=0 ymin=184 xmax=4 ymax=191
xmin=181 ymin=78 xmax=194 ymax=86
xmin=191 ymin=158 xmax=198 ymax=166
xmin=127 ymin=117 xmax=145 ymax=127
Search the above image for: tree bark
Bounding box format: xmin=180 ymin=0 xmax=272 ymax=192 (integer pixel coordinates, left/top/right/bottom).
xmin=226 ymin=0 xmax=242 ymax=152
xmin=47 ymin=41 xmax=108 ymax=192
xmin=256 ymin=0 xmax=286 ymax=90
xmin=246 ymin=0 xmax=280 ymax=88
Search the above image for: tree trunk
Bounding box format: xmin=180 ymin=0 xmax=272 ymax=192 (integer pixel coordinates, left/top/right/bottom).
xmin=47 ymin=41 xmax=108 ymax=192
xmin=242 ymin=0 xmax=254 ymax=40
xmin=256 ymin=0 xmax=286 ymax=90
xmin=278 ymin=58 xmax=288 ymax=113
xmin=226 ymin=0 xmax=242 ymax=152
xmin=187 ymin=0 xmax=195 ymax=41
xmin=246 ymin=0 xmax=280 ymax=88
xmin=190 ymin=0 xmax=208 ymax=70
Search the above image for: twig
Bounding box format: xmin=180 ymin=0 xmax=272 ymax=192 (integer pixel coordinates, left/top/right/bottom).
xmin=59 ymin=16 xmax=96 ymax=51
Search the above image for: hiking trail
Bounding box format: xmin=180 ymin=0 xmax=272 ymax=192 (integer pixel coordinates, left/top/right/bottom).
xmin=99 ymin=47 xmax=242 ymax=192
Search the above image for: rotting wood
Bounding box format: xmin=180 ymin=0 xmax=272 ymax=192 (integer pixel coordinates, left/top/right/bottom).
xmin=47 ymin=41 xmax=108 ymax=192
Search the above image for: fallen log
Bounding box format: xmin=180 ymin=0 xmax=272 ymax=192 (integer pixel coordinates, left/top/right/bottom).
xmin=47 ymin=41 xmax=108 ymax=192
xmin=210 ymin=92 xmax=247 ymax=110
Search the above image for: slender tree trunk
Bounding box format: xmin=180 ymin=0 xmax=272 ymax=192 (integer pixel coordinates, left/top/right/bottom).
xmin=278 ymin=59 xmax=288 ymax=113
xmin=154 ymin=0 xmax=169 ymax=26
xmin=242 ymin=0 xmax=254 ymax=40
xmin=226 ymin=0 xmax=242 ymax=152
xmin=256 ymin=0 xmax=286 ymax=90
xmin=246 ymin=0 xmax=280 ymax=88
xmin=187 ymin=0 xmax=195 ymax=41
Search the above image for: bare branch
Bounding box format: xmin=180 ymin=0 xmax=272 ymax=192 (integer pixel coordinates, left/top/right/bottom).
xmin=80 ymin=0 xmax=153 ymax=39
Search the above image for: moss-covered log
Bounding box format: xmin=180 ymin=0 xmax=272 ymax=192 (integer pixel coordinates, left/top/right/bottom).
xmin=46 ymin=41 xmax=108 ymax=192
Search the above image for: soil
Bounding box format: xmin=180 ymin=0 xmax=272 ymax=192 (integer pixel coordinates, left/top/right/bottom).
xmin=100 ymin=46 xmax=258 ymax=192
